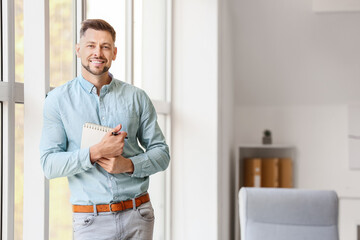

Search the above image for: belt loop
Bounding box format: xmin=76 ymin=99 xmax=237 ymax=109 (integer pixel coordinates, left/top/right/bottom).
xmin=93 ymin=204 xmax=98 ymax=216
xmin=132 ymin=198 xmax=136 ymax=211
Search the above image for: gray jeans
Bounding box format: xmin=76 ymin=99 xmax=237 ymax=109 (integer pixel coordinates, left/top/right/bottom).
xmin=73 ymin=201 xmax=154 ymax=240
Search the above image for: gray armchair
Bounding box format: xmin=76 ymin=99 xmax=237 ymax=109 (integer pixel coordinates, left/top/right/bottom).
xmin=239 ymin=187 xmax=339 ymax=240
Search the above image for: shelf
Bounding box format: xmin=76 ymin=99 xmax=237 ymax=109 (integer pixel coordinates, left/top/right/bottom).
xmin=235 ymin=144 xmax=296 ymax=240
xmin=238 ymin=143 xmax=296 ymax=149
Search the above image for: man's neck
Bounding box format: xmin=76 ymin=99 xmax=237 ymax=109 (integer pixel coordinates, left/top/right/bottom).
xmin=82 ymin=69 xmax=111 ymax=95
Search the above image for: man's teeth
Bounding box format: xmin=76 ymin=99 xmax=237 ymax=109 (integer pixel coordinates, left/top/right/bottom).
xmin=91 ymin=60 xmax=104 ymax=63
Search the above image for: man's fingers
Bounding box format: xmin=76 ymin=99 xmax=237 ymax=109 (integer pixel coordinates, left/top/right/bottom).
xmin=119 ymin=131 xmax=127 ymax=139
xmin=97 ymin=157 xmax=118 ymax=174
xmin=97 ymin=158 xmax=109 ymax=165
xmin=112 ymin=124 xmax=122 ymax=134
xmin=104 ymin=124 xmax=122 ymax=137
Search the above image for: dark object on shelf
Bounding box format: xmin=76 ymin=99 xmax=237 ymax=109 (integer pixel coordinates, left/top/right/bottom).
xmin=262 ymin=129 xmax=272 ymax=144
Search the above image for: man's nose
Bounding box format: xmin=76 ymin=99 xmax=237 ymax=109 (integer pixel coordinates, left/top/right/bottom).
xmin=93 ymin=45 xmax=101 ymax=56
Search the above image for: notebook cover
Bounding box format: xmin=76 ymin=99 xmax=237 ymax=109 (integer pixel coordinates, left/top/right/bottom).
xmin=80 ymin=123 xmax=113 ymax=149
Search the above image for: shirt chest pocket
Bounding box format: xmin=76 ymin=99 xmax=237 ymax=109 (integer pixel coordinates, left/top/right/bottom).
xmin=110 ymin=111 xmax=139 ymax=142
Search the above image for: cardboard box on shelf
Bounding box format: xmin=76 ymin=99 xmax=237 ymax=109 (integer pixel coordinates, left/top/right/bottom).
xmin=279 ymin=158 xmax=293 ymax=188
xmin=261 ymin=158 xmax=279 ymax=187
xmin=244 ymin=158 xmax=262 ymax=187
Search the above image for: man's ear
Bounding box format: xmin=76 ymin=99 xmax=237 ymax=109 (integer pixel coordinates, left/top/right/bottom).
xmin=112 ymin=46 xmax=117 ymax=61
xmin=75 ymin=43 xmax=81 ymax=58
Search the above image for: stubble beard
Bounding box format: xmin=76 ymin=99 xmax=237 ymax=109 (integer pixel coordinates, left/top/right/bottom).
xmin=82 ymin=62 xmax=110 ymax=76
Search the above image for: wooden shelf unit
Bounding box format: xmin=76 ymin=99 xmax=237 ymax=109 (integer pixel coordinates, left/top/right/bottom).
xmin=235 ymin=144 xmax=296 ymax=240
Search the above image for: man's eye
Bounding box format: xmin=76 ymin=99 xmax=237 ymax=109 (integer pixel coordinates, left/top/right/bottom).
xmin=87 ymin=45 xmax=94 ymax=48
xmin=103 ymin=46 xmax=110 ymax=49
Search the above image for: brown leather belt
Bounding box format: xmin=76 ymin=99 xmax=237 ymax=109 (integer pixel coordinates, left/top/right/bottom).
xmin=73 ymin=193 xmax=150 ymax=213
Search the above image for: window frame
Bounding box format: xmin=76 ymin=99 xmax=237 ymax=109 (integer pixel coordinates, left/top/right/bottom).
xmin=22 ymin=0 xmax=50 ymax=239
xmin=79 ymin=2 xmax=172 ymax=238
xmin=2 ymin=0 xmax=16 ymax=239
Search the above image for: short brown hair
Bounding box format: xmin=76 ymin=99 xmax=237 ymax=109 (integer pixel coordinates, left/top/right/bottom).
xmin=80 ymin=19 xmax=116 ymax=42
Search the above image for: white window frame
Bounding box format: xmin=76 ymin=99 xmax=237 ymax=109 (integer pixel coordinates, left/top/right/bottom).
xmin=2 ymin=0 xmax=16 ymax=239
xmin=0 ymin=0 xmax=172 ymax=238
xmin=22 ymin=0 xmax=50 ymax=239
xmin=79 ymin=1 xmax=172 ymax=239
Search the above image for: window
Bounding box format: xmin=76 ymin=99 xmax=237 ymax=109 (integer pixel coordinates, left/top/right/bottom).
xmin=14 ymin=104 xmax=23 ymax=240
xmin=133 ymin=0 xmax=167 ymax=101
xmin=15 ymin=0 xmax=23 ymax=84
xmin=2 ymin=0 xmax=26 ymax=238
xmin=148 ymin=114 xmax=169 ymax=239
xmin=133 ymin=3 xmax=171 ymax=237
xmin=86 ymin=0 xmax=126 ymax=82
xmin=0 ymin=102 xmax=2 ymax=235
xmin=48 ymin=0 xmax=75 ymax=239
xmin=85 ymin=1 xmax=171 ymax=239
xmin=49 ymin=0 xmax=75 ymax=87
xmin=1 ymin=0 xmax=172 ymax=239
xmin=14 ymin=0 xmax=24 ymax=239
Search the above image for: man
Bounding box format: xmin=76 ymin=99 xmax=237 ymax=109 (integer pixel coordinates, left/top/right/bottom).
xmin=40 ymin=19 xmax=170 ymax=240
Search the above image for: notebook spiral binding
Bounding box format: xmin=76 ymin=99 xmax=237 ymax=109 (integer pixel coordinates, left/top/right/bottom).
xmin=83 ymin=123 xmax=112 ymax=132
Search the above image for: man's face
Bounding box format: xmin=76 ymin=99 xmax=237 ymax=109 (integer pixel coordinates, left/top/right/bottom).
xmin=76 ymin=29 xmax=117 ymax=76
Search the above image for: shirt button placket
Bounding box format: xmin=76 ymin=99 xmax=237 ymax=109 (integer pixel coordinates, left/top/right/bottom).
xmin=109 ymin=176 xmax=118 ymax=201
xmin=99 ymin=97 xmax=106 ymax=125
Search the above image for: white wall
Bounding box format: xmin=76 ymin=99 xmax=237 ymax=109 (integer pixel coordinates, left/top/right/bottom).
xmin=232 ymin=0 xmax=360 ymax=239
xmin=233 ymin=0 xmax=360 ymax=106
xmin=172 ymin=0 xmax=218 ymax=239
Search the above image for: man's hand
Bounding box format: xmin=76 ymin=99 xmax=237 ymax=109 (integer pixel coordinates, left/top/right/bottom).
xmin=97 ymin=155 xmax=134 ymax=174
xmin=89 ymin=124 xmax=127 ymax=162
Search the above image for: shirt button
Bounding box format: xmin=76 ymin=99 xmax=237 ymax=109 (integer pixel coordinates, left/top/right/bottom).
xmin=114 ymin=196 xmax=117 ymax=200
xmin=102 ymin=117 xmax=105 ymax=120
xmin=110 ymin=177 xmax=114 ymax=180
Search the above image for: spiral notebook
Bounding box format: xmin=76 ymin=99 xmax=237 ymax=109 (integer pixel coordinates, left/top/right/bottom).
xmin=80 ymin=123 xmax=113 ymax=148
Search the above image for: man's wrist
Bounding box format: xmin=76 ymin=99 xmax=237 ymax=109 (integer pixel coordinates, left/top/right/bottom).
xmin=89 ymin=144 xmax=102 ymax=163
xmin=126 ymin=158 xmax=134 ymax=174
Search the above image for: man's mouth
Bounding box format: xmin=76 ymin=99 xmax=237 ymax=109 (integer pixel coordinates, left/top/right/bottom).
xmin=90 ymin=59 xmax=106 ymax=64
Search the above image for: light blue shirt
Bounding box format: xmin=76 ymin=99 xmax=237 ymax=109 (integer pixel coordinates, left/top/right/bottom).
xmin=40 ymin=74 xmax=170 ymax=205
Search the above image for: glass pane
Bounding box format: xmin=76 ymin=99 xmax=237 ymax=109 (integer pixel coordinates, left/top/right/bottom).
xmin=134 ymin=0 xmax=167 ymax=101
xmin=49 ymin=178 xmax=72 ymax=240
xmin=15 ymin=104 xmax=24 ymax=240
xmin=147 ymin=114 xmax=167 ymax=240
xmin=0 ymin=8 xmax=4 ymax=80
xmin=15 ymin=0 xmax=24 ymax=236
xmin=86 ymin=0 xmax=126 ymax=82
xmin=15 ymin=0 xmax=24 ymax=83
xmin=0 ymin=103 xmax=1 ymax=229
xmin=50 ymin=0 xmax=75 ymax=87
xmin=49 ymin=0 xmax=74 ymax=239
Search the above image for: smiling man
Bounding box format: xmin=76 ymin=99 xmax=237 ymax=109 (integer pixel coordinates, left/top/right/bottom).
xmin=40 ymin=19 xmax=170 ymax=240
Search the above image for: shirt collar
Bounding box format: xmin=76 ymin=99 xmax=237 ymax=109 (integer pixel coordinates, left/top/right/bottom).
xmin=101 ymin=73 xmax=115 ymax=94
xmin=78 ymin=74 xmax=96 ymax=93
xmin=78 ymin=72 xmax=115 ymax=94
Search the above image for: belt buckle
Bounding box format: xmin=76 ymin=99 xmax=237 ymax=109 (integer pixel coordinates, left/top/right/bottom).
xmin=109 ymin=202 xmax=114 ymax=213
xmin=109 ymin=201 xmax=125 ymax=213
